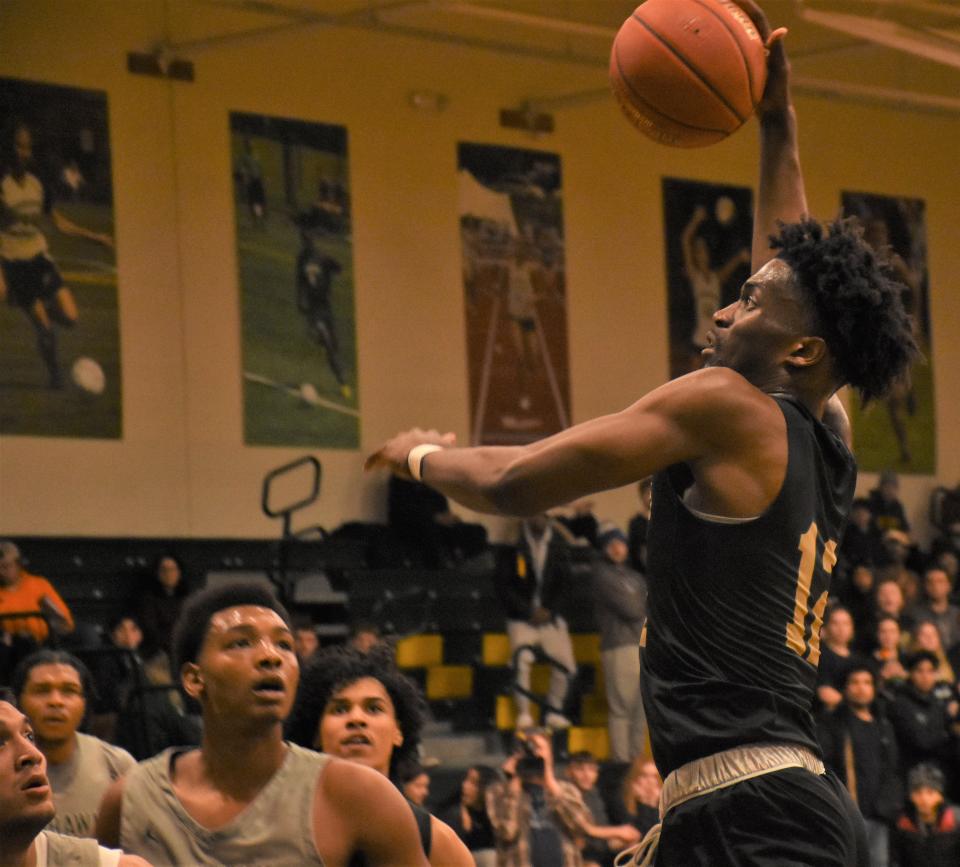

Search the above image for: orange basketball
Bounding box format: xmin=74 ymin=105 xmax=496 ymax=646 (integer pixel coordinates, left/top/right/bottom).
xmin=610 ymin=0 xmax=768 ymax=147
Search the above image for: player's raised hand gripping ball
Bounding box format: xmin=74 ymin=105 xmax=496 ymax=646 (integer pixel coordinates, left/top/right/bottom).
xmin=610 ymin=0 xmax=781 ymax=147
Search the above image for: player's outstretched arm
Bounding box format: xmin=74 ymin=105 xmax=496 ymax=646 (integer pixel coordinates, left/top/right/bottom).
xmin=366 ymin=367 xmax=765 ymax=517
xmin=733 ymin=1 xmax=800 ymax=270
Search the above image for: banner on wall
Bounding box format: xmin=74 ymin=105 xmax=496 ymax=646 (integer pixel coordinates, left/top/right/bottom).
xmin=457 ymin=143 xmax=571 ymax=445
xmin=662 ymin=177 xmax=753 ymax=380
xmin=231 ymin=111 xmax=359 ymax=448
xmin=0 ymin=77 xmax=121 ymax=439
xmin=842 ymin=191 xmax=934 ymax=475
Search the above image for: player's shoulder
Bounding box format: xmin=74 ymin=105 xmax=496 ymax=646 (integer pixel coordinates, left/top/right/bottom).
xmin=648 ymin=367 xmax=778 ymax=422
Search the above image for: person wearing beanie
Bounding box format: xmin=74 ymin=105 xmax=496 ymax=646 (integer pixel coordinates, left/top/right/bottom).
xmin=591 ymin=522 xmax=648 ymax=763
xmin=892 ymin=763 xmax=960 ymax=867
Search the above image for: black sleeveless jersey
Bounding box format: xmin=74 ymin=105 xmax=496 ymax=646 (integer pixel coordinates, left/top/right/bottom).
xmin=642 ymin=395 xmax=857 ymax=777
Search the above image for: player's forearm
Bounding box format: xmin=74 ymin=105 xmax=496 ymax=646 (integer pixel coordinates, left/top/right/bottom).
xmin=753 ymin=106 xmax=806 ymax=269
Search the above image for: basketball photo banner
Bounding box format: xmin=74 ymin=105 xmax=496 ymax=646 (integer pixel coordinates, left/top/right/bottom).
xmin=842 ymin=191 xmax=934 ymax=475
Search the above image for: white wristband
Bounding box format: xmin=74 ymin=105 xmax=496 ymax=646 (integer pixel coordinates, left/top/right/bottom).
xmin=407 ymin=444 xmax=443 ymax=482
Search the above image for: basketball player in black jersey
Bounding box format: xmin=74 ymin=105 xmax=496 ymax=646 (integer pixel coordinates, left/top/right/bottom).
xmin=366 ymin=3 xmax=916 ymax=864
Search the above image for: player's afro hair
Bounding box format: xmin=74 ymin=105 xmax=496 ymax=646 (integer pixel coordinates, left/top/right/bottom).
xmin=770 ymin=217 xmax=918 ymax=403
xmin=172 ymin=581 xmax=292 ymax=674
xmin=286 ymin=642 xmax=428 ymax=781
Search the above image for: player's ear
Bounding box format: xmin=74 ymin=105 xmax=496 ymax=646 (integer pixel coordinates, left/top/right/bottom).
xmin=786 ymin=336 xmax=827 ymax=369
xmin=182 ymin=663 xmax=204 ymax=699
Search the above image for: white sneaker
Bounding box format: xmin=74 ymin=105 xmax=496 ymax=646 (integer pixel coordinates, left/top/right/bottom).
xmin=515 ymin=713 xmax=535 ymax=730
xmin=544 ymin=712 xmax=572 ymax=729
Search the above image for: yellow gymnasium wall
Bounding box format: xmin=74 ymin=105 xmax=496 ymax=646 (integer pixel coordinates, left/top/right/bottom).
xmin=1 ymin=1 xmax=958 ymax=541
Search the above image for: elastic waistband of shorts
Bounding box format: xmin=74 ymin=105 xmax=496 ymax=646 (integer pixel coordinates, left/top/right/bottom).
xmin=660 ymin=742 xmax=825 ymax=818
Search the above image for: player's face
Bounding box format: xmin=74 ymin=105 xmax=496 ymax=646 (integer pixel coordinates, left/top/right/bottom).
xmin=191 ymin=606 xmax=299 ymax=725
xmin=319 ymin=677 xmax=403 ymax=777
xmin=704 ymin=259 xmax=811 ymax=386
xmin=19 ymin=664 xmax=85 ymax=746
xmin=0 ymin=701 xmax=54 ymax=831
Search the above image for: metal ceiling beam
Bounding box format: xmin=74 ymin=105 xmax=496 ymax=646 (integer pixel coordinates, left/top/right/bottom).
xmin=800 ymin=8 xmax=960 ymax=68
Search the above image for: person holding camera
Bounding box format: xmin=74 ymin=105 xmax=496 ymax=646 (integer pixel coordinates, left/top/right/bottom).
xmin=485 ymin=731 xmax=639 ymax=867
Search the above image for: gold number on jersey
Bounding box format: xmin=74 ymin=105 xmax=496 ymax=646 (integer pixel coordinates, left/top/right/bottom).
xmin=785 ymin=522 xmax=837 ymax=664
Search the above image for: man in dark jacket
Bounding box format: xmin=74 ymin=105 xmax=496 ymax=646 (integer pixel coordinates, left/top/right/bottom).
xmin=494 ymin=515 xmax=575 ymax=729
xmin=817 ymin=664 xmax=902 ymax=867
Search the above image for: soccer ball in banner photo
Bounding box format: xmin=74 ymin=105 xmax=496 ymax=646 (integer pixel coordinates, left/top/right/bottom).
xmin=609 ymin=0 xmax=769 ymax=147
xmin=71 ymin=357 xmax=106 ymax=395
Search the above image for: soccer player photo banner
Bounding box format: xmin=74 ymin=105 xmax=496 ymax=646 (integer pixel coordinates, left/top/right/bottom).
xmin=842 ymin=191 xmax=934 ymax=475
xmin=661 ymin=177 xmax=753 ymax=381
xmin=0 ymin=77 xmax=121 ymax=439
xmin=230 ymin=111 xmax=358 ymax=448
xmin=457 ymin=143 xmax=571 ymax=445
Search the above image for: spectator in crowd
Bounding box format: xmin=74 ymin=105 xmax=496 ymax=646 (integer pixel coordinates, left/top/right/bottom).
xmin=909 ymin=620 xmax=957 ymax=689
xmin=873 ymin=616 xmax=908 ymax=697
xmin=292 ymin=613 xmax=320 ymax=663
xmin=136 ymin=554 xmax=189 ymax=664
xmin=13 ymin=650 xmax=135 ymax=839
xmin=96 ymin=582 xmax=429 ymax=866
xmin=349 ymin=619 xmax=383 ymax=653
xmin=816 ymin=605 xmax=865 ymax=712
xmin=387 ymin=476 xmax=487 ymax=568
xmin=626 ymin=478 xmax=652 ymax=575
xmin=487 ymin=731 xmax=638 ymax=867
xmin=837 ymin=498 xmax=882 ymax=582
xmin=610 ymin=758 xmax=660 ymax=838
xmin=590 ymin=523 xmax=647 ymax=762
xmin=86 ymin=611 xmax=200 ymax=760
xmin=816 ymin=665 xmax=902 ymax=867
xmin=553 ymin=499 xmax=599 ymax=547
xmin=869 ymin=470 xmax=911 ymax=536
xmin=839 ymin=562 xmax=878 ymax=650
xmin=399 ymin=761 xmax=431 ymax=807
xmin=440 ymin=765 xmax=498 ymax=867
xmin=0 ymin=689 xmax=149 ymax=867
xmin=494 ymin=515 xmax=576 ymax=729
xmin=877 ymin=579 xmax=913 ymax=635
xmin=889 ymin=651 xmax=957 ymax=786
xmin=287 ymin=643 xmax=473 ymax=866
xmin=879 ymin=530 xmax=920 ymax=607
xmin=909 ymin=568 xmax=960 ymax=650
xmin=564 ymin=751 xmax=639 ymax=867
xmin=0 ymin=540 xmax=73 ymax=645
xmin=892 ymin=763 xmax=960 ymax=867
xmin=935 ymin=550 xmax=960 ymax=600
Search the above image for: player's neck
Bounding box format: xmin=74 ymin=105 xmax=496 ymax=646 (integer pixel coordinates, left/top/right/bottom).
xmin=40 ymin=733 xmax=77 ymax=767
xmin=199 ymin=723 xmax=288 ymax=798
xmin=0 ymin=830 xmax=38 ymax=867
